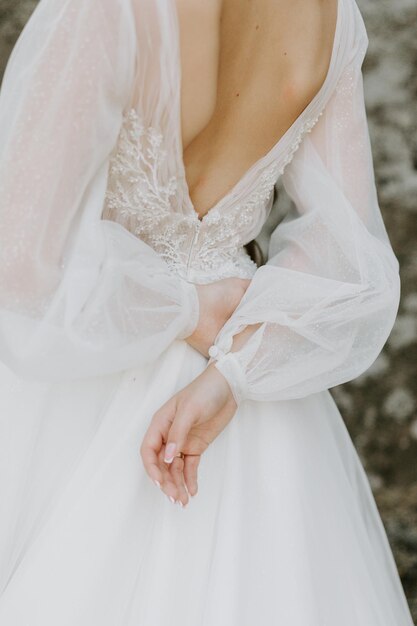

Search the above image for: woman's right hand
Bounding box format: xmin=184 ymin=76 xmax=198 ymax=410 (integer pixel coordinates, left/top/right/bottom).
xmin=185 ymin=277 xmax=250 ymax=357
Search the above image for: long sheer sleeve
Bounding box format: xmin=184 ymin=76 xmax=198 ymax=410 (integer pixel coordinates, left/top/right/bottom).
xmin=208 ymin=36 xmax=401 ymax=405
xmin=0 ymin=0 xmax=199 ymax=381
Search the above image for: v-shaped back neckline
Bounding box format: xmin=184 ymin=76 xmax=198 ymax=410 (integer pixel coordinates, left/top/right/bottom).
xmin=172 ymin=0 xmax=343 ymax=225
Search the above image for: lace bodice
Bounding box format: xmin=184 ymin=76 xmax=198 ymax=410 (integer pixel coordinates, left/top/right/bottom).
xmin=102 ymin=109 xmax=280 ymax=283
xmin=101 ymin=106 xmax=330 ymax=283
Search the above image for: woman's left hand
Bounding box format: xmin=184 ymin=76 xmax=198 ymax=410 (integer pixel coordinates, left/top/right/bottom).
xmin=140 ymin=361 xmax=238 ymax=507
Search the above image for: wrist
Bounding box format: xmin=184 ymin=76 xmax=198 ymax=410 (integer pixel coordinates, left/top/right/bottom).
xmin=206 ymin=323 xmax=264 ymax=405
xmin=208 ymin=346 xmax=248 ymax=407
xmin=203 ymin=360 xmax=237 ymax=408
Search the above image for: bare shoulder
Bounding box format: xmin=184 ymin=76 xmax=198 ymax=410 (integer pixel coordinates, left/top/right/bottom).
xmin=279 ymin=0 xmax=339 ymax=99
xmin=214 ymin=0 xmax=340 ymax=143
xmin=246 ymin=0 xmax=339 ymax=106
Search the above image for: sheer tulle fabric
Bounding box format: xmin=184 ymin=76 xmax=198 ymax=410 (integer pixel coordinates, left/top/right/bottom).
xmin=0 ymin=0 xmax=199 ymax=380
xmin=0 ymin=342 xmax=413 ymax=625
xmin=0 ymin=0 xmax=400 ymax=403
xmin=211 ymin=58 xmax=401 ymax=404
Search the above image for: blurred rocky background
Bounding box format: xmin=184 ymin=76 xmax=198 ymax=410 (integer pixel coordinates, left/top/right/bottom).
xmin=0 ymin=0 xmax=416 ymax=620
xmin=335 ymin=0 xmax=417 ymax=618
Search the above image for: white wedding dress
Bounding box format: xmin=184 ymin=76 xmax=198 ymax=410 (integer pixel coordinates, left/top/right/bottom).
xmin=0 ymin=0 xmax=414 ymax=624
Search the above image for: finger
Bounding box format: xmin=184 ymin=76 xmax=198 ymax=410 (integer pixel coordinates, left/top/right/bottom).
xmin=140 ymin=426 xmax=164 ymax=487
xmin=183 ymin=454 xmax=200 ymax=497
xmin=157 ymin=446 xmax=179 ymax=504
xmin=163 ymin=404 xmax=198 ymax=465
xmin=170 ymin=456 xmax=189 ymax=506
xmin=140 ymin=400 xmax=176 ymax=486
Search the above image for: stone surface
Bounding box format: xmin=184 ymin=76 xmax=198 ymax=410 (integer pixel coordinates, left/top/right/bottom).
xmin=0 ymin=0 xmax=416 ymax=621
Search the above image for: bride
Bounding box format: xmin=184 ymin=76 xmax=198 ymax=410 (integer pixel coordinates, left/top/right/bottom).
xmin=0 ymin=0 xmax=414 ymax=623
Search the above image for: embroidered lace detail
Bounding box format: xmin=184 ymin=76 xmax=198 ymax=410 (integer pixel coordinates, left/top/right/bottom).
xmin=103 ymin=109 xmax=178 ymax=233
xmin=101 ymin=106 xmax=325 ymax=283
xmin=101 ymin=108 xmax=273 ymax=282
xmin=181 ymin=160 xmax=280 ymax=282
xmin=279 ymin=108 xmax=325 ymax=175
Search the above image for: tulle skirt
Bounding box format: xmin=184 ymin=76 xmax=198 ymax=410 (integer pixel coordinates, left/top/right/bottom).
xmin=0 ymin=339 xmax=413 ymax=625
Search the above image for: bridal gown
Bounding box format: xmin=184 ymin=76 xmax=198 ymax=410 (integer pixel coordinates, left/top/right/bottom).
xmin=0 ymin=0 xmax=414 ymax=624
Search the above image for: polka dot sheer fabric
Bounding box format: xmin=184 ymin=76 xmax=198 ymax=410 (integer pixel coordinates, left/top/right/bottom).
xmin=0 ymin=0 xmax=400 ymax=406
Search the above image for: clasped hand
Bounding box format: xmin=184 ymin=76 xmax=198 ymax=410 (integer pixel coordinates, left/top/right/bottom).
xmin=140 ymin=277 xmax=250 ymax=507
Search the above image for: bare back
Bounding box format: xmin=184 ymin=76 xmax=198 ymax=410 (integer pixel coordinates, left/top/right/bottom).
xmin=175 ymin=0 xmax=338 ymax=219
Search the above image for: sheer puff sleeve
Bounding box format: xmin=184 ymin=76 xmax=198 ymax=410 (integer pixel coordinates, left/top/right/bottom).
xmin=208 ymin=30 xmax=401 ymax=406
xmin=0 ymin=0 xmax=199 ymax=381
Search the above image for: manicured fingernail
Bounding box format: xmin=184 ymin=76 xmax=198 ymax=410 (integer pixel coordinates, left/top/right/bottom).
xmin=164 ymin=442 xmax=176 ymax=463
xmin=168 ymin=496 xmax=175 ymax=504
xmin=153 ymin=480 xmax=161 ymax=489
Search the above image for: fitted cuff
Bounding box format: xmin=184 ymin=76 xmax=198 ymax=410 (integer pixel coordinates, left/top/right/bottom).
xmin=212 ymin=350 xmax=248 ymax=407
xmin=177 ymin=278 xmax=200 ymax=340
